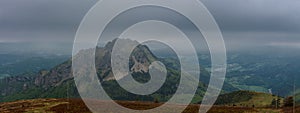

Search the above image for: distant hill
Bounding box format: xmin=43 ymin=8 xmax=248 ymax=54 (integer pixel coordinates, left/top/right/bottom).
xmin=0 ymin=54 xmax=68 ymax=76
xmin=215 ymin=90 xmax=283 ymax=108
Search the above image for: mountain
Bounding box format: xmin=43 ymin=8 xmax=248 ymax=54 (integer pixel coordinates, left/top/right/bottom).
xmin=1 ymin=39 xmax=231 ymax=103
xmin=1 ymin=39 xmax=298 ymax=112
xmin=215 ymin=90 xmax=283 ymax=108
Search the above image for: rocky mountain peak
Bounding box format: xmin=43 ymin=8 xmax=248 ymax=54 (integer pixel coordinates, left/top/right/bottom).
xmin=34 ymin=38 xmax=157 ymax=87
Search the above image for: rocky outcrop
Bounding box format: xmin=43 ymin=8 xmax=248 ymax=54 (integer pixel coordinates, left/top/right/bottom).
xmin=33 ymin=39 xmax=156 ymax=89
xmin=0 ymin=75 xmax=34 ymax=97
xmin=34 ymin=60 xmax=72 ymax=89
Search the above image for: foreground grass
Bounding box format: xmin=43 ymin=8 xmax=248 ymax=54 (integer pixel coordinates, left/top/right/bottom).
xmin=0 ymin=98 xmax=298 ymax=113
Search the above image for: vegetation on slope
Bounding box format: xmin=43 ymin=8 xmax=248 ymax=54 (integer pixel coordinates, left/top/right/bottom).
xmin=215 ymin=90 xmax=284 ymax=108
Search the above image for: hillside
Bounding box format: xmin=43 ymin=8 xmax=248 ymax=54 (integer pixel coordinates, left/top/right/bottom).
xmin=2 ymin=98 xmax=299 ymax=113
xmin=296 ymin=93 xmax=300 ymax=105
xmin=0 ymin=98 xmax=258 ymax=113
xmin=215 ymin=90 xmax=284 ymax=108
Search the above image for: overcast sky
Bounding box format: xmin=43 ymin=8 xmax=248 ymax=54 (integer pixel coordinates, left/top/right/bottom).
xmin=0 ymin=0 xmax=299 ymax=52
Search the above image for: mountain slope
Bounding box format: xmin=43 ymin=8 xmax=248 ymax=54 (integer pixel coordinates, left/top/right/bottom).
xmin=295 ymin=93 xmax=300 ymax=105
xmin=0 ymin=98 xmax=265 ymax=113
xmin=4 ymin=98 xmax=300 ymax=113
xmin=215 ymin=90 xmax=283 ymax=107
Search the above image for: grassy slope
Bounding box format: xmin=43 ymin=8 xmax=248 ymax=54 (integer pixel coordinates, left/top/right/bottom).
xmin=215 ymin=90 xmax=284 ymax=107
xmin=1 ymin=80 xmax=79 ymax=102
xmin=0 ymin=98 xmax=255 ymax=113
xmin=296 ymin=93 xmax=300 ymax=105
xmin=2 ymin=98 xmax=299 ymax=113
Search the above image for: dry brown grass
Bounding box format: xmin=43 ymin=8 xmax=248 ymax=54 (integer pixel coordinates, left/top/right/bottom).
xmin=0 ymin=98 xmax=298 ymax=113
xmin=282 ymin=106 xmax=300 ymax=113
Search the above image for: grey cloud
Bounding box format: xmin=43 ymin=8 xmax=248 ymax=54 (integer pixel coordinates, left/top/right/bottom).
xmin=0 ymin=0 xmax=97 ymax=42
xmin=0 ymin=0 xmax=299 ymax=52
xmin=202 ymin=0 xmax=300 ymax=33
xmin=199 ymin=0 xmax=300 ymax=51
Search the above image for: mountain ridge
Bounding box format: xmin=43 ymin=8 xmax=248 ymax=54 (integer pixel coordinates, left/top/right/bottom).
xmin=0 ymin=39 xmax=218 ymax=103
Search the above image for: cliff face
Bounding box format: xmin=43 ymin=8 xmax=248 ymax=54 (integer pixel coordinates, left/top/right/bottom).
xmin=0 ymin=74 xmax=34 ymax=97
xmin=34 ymin=60 xmax=72 ymax=88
